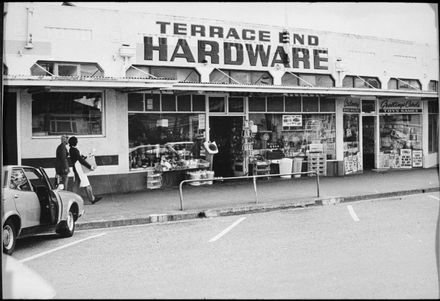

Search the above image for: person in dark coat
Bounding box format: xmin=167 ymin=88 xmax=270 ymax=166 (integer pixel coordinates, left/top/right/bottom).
xmin=68 ymin=136 xmax=102 ymax=204
xmin=55 ymin=134 xmax=70 ymax=189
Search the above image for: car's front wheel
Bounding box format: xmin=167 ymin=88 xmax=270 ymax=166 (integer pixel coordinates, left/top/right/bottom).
xmin=3 ymin=220 xmax=17 ymax=255
xmin=57 ymin=210 xmax=75 ymax=237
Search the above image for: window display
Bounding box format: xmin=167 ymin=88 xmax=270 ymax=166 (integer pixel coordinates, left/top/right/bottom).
xmin=379 ymin=114 xmax=422 ymax=169
xmin=343 ymin=114 xmax=362 ymax=174
xmin=249 ymin=113 xmax=336 ymax=161
xmin=128 ymin=113 xmax=209 ymax=174
xmin=128 ymin=113 xmax=203 ymax=147
xmin=32 ymin=92 xmax=103 ymax=136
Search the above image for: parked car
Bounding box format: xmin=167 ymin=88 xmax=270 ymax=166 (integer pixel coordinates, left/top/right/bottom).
xmin=2 ymin=165 xmax=85 ymax=254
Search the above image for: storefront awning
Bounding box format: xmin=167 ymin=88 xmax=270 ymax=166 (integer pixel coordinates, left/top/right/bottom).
xmin=3 ymin=75 xmax=178 ymax=90
xmin=165 ymin=82 xmax=438 ymax=98
xmin=4 ymin=75 xmax=438 ymax=99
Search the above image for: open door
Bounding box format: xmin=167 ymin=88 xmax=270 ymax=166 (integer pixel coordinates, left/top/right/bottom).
xmin=209 ymin=116 xmax=243 ymax=177
xmin=362 ymin=116 xmax=376 ymax=169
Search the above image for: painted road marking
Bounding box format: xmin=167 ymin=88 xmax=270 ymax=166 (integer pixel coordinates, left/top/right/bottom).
xmin=19 ymin=232 xmax=107 ymax=263
xmin=427 ymin=194 xmax=440 ymax=201
xmin=209 ymin=217 xmax=246 ymax=242
xmin=347 ymin=205 xmax=360 ymax=222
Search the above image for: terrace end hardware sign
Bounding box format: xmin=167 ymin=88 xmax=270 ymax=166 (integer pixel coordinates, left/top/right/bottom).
xmin=142 ymin=21 xmax=329 ymax=70
xmin=379 ymin=98 xmax=422 ymax=113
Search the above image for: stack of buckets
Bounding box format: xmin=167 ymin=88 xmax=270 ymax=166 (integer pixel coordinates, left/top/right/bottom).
xmin=188 ymin=170 xmax=215 ymax=186
xmin=279 ymin=157 xmax=304 ymax=178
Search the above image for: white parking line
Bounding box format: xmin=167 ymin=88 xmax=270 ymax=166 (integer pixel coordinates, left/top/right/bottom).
xmin=427 ymin=195 xmax=440 ymax=201
xmin=19 ymin=232 xmax=107 ymax=263
xmin=209 ymin=217 xmax=246 ymax=242
xmin=347 ymin=205 xmax=360 ymax=222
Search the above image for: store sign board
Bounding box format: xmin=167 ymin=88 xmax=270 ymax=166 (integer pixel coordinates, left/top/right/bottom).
xmin=379 ymin=98 xmax=422 ymax=113
xmin=140 ymin=21 xmax=329 ymax=70
xmin=343 ymin=97 xmax=360 ymax=113
xmin=282 ymin=115 xmax=302 ymax=127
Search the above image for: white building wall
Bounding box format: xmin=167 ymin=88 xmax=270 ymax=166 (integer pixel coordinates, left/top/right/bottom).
xmin=4 ymin=2 xmax=438 ymax=86
xmin=18 ymin=88 xmax=129 ymax=177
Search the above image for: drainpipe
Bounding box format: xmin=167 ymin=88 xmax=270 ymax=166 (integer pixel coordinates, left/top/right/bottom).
xmin=25 ymin=6 xmax=34 ymax=49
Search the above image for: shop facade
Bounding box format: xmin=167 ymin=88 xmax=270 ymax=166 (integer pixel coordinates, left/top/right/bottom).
xmin=3 ymin=3 xmax=439 ymax=195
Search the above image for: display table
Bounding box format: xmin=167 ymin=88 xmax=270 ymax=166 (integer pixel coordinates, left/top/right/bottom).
xmin=161 ymin=167 xmax=208 ymax=187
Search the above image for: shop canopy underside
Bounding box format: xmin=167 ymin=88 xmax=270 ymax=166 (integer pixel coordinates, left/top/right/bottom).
xmin=4 ymin=76 xmax=438 ymax=99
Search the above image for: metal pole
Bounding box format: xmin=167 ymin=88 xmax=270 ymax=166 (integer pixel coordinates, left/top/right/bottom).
xmin=179 ymin=181 xmax=185 ymax=211
xmin=253 ymin=176 xmax=258 ymax=204
xmin=316 ymin=171 xmax=320 ymax=197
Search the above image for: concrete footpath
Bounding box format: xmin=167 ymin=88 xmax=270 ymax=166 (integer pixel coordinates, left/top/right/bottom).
xmin=76 ymin=168 xmax=440 ymax=230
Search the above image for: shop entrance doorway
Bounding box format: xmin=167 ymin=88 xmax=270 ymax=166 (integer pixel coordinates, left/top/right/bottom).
xmin=209 ymin=116 xmax=243 ymax=177
xmin=362 ymin=116 xmax=375 ymax=169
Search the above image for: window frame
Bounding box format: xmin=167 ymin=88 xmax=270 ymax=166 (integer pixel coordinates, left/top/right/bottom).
xmin=31 ymin=89 xmax=106 ymax=138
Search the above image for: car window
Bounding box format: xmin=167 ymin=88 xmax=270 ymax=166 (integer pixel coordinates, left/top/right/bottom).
xmin=10 ymin=168 xmax=32 ymax=191
xmin=23 ymin=168 xmax=47 ymax=189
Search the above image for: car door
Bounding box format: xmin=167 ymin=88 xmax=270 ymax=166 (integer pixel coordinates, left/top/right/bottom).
xmin=9 ymin=167 xmax=41 ymax=228
xmin=39 ymin=167 xmax=62 ymax=223
xmin=23 ymin=167 xmax=58 ymax=225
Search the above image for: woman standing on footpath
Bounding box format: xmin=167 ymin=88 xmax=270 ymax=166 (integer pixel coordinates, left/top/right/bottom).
xmin=68 ymin=136 xmax=102 ymax=204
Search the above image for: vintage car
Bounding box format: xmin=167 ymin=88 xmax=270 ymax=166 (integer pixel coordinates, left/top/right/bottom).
xmin=2 ymin=165 xmax=85 ymax=255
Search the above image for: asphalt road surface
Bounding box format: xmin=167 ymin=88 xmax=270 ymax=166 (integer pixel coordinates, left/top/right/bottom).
xmin=11 ymin=192 xmax=440 ymax=299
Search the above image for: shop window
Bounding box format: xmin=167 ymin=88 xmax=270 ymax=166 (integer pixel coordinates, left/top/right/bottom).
xmin=32 ymin=91 xmax=103 ymax=136
xmin=251 ymin=72 xmax=273 ymax=85
xmin=343 ymin=114 xmax=361 ymax=174
xmin=128 ymin=93 xmax=205 ymax=112
xmin=162 ymin=94 xmax=176 ymax=111
xmin=230 ymin=71 xmax=250 ymax=84
xmin=209 ymin=97 xmax=225 ymax=112
xmin=362 ymin=100 xmax=376 ymax=113
xmin=343 ymin=76 xmax=380 ymax=89
xmin=387 ymin=78 xmax=398 ymax=90
xmin=428 ymin=80 xmax=438 ymax=92
xmin=428 ymin=100 xmax=439 ymax=153
xmin=281 ymin=73 xmax=299 ymax=86
xmin=177 ymin=95 xmax=191 ymax=111
xmin=379 ymin=114 xmax=422 ymax=167
xmin=228 ymin=97 xmax=244 ymax=112
xmin=209 ymin=70 xmax=229 ymax=84
xmin=302 ymin=96 xmax=319 ymax=112
xmin=249 ymin=113 xmax=336 ymax=160
xmin=210 ymin=70 xmax=273 ymax=85
xmin=192 ymin=95 xmax=205 ymax=111
xmin=126 ymin=65 xmax=200 ymax=82
xmin=128 ymin=93 xmax=144 ymax=111
xmin=267 ymin=96 xmax=284 ymax=112
xmin=128 ymin=113 xmax=202 ymax=147
xmin=320 ymin=98 xmax=335 ymax=112
xmin=388 ymin=78 xmax=421 ymax=90
xmin=30 ymin=61 xmax=104 ymax=77
xmin=249 ymin=96 xmax=266 ymax=112
xmin=285 ymin=96 xmax=301 ymax=112
xmin=282 ymin=73 xmax=334 ymax=87
xmin=145 ymin=94 xmax=160 ymax=111
xmin=57 ymin=64 xmax=79 ymax=76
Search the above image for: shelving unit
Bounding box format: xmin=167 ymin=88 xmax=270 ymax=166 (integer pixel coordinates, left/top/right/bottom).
xmin=146 ymin=171 xmax=162 ymax=189
xmin=307 ymin=153 xmax=327 ymax=176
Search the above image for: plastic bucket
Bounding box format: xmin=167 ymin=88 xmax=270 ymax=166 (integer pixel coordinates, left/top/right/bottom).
xmin=279 ymin=158 xmax=293 ymax=178
xmin=293 ymin=157 xmax=303 ymax=178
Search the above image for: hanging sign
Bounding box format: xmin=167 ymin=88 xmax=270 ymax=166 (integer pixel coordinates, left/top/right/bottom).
xmin=343 ymin=97 xmax=360 ymax=113
xmin=282 ymin=115 xmax=302 ymax=127
xmin=379 ymin=98 xmax=422 ymax=113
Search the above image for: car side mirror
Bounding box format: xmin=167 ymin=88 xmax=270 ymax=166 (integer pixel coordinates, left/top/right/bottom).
xmin=57 ymin=184 xmax=64 ymax=190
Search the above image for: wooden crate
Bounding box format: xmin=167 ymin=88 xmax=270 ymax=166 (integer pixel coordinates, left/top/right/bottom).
xmin=147 ymin=172 xmax=162 ymax=189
